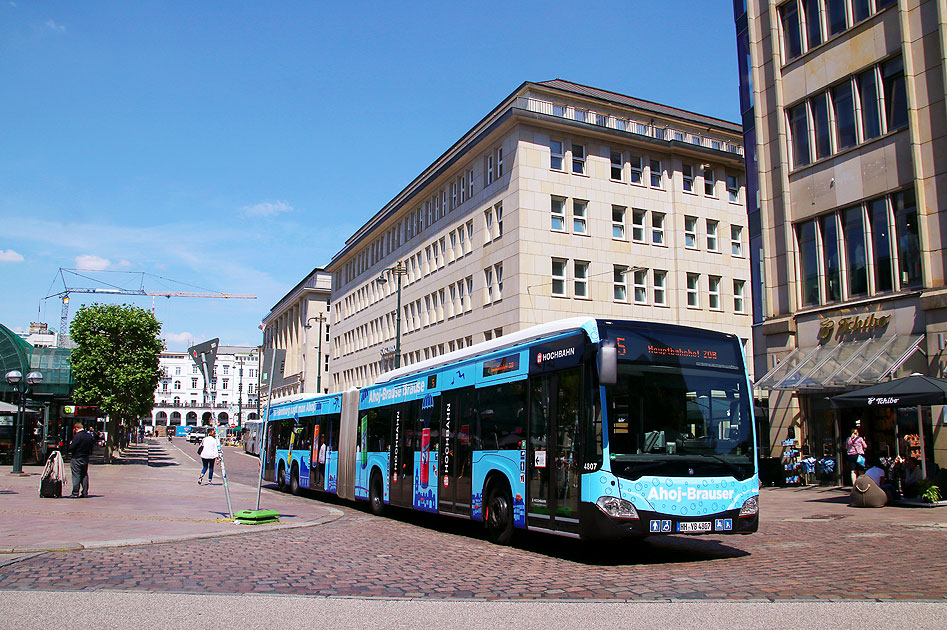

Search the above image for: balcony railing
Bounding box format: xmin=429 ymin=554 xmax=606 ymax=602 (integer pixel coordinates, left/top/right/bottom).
xmin=516 ymin=96 xmax=744 ymax=157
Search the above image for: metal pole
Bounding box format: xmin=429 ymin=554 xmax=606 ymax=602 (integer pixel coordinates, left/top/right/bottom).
xmin=255 ymin=337 xmax=278 ymax=511
xmin=917 ymin=406 xmax=928 ymax=479
xmin=395 ymin=267 xmax=403 ymax=369
xmin=217 ymin=430 xmax=233 ymax=519
xmin=316 ymin=315 xmax=324 ymax=393
xmin=238 ymin=360 xmax=243 ymax=427
xmin=11 ymin=387 xmax=24 ymax=474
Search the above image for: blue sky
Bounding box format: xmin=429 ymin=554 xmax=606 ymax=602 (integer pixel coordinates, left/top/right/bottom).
xmin=0 ymin=1 xmax=741 ymax=350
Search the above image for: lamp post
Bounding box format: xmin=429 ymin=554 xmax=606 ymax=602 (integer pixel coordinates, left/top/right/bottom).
xmin=237 ymin=356 xmax=243 ymax=428
xmin=305 ymin=313 xmax=327 ymax=393
xmin=5 ymin=369 xmax=43 ymax=475
xmin=376 ymin=261 xmax=407 ymax=369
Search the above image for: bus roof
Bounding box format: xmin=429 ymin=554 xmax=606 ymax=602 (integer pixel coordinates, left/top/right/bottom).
xmin=375 ymin=317 xmax=600 ymax=385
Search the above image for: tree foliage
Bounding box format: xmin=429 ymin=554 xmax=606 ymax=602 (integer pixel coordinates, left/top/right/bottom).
xmin=70 ymin=303 xmax=163 ymax=460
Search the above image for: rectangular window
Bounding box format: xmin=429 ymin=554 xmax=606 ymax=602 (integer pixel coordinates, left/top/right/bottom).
xmin=551 ymin=197 xmax=566 ymax=231
xmin=467 ymin=169 xmax=474 ymax=198
xmin=451 ymin=182 xmax=457 ymax=209
xmin=812 ymin=91 xmax=832 ymax=159
xmin=495 ymin=203 xmax=503 ymax=237
xmin=574 ymin=261 xmax=589 ymax=298
xmin=780 ymin=1 xmax=803 ymax=61
xmin=833 ymin=81 xmax=857 ymax=150
xmin=484 ymin=267 xmax=494 ymax=304
xmin=684 ymin=216 xmax=698 ymax=249
xmin=708 ymin=276 xmax=721 ymax=310
xmin=707 ymin=219 xmax=719 ymax=251
xmin=893 ymin=188 xmax=921 ymax=287
xmin=466 ymin=221 xmax=474 ymax=253
xmin=552 ymin=259 xmax=567 ymax=296
xmin=868 ymin=197 xmax=893 ymax=292
xmin=651 ymin=212 xmax=665 ymax=245
xmin=686 ymin=273 xmax=700 ymax=307
xmin=459 ymin=176 xmax=466 ymax=204
xmin=827 ymin=0 xmax=847 ymax=36
xmin=632 ymin=209 xmax=646 ymax=242
xmin=881 ymin=57 xmax=908 ymax=131
xmin=486 ymin=154 xmax=495 ymax=185
xmin=859 ymin=68 xmax=882 ymax=140
xmin=843 ymin=206 xmax=868 ymax=296
xmin=731 ymin=225 xmax=744 ymax=256
xmin=610 ymin=151 xmax=623 ymax=181
xmin=682 ymin=164 xmax=694 ymax=192
xmin=612 ymin=206 xmax=626 ymax=240
xmin=649 ymin=159 xmax=662 ymax=188
xmin=630 ymin=155 xmax=643 ymax=184
xmin=573 ymin=200 xmax=588 ymax=235
xmin=494 ymin=263 xmax=503 ymax=300
xmin=789 ymin=103 xmax=811 ymax=167
xmin=703 ymin=167 xmax=715 ymax=196
xmin=550 ymin=140 xmax=563 ymax=170
xmin=804 ymin=0 xmax=823 ymax=49
xmin=613 ymin=265 xmax=627 ymax=302
xmin=797 ymin=220 xmax=820 ymax=306
xmin=653 ymin=270 xmax=667 ymax=305
xmin=734 ymin=280 xmax=746 ymax=313
xmin=572 ymin=144 xmax=585 ymax=174
xmin=484 ymin=209 xmax=493 ymax=244
xmin=853 ymin=0 xmax=871 ymax=22
xmin=821 ymin=214 xmax=842 ymax=302
xmin=727 ymin=175 xmax=740 ymax=203
xmin=496 ymin=147 xmax=503 ymax=178
xmin=633 ymin=269 xmax=648 ymax=304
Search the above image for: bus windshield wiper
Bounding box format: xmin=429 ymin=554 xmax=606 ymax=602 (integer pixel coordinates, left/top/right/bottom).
xmin=697 ymin=453 xmax=747 ymax=477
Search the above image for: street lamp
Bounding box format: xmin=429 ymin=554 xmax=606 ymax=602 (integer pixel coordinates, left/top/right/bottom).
xmin=5 ymin=369 xmax=42 ymax=474
xmin=305 ymin=313 xmax=327 ymax=393
xmin=376 ymin=261 xmax=407 ymax=369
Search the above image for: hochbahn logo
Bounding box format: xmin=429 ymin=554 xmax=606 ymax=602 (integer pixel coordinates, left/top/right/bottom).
xmin=536 ymin=347 xmax=576 ymax=364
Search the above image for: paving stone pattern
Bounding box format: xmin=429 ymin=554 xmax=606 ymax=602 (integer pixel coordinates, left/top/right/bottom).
xmin=2 ymin=503 xmax=945 ymax=601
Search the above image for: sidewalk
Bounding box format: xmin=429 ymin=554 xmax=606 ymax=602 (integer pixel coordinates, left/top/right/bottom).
xmin=761 ymin=483 xmax=947 ymax=526
xmin=0 ymin=441 xmax=341 ymax=553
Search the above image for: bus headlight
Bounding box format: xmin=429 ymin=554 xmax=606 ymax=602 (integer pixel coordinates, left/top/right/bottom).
xmin=739 ymin=495 xmax=759 ymax=517
xmin=596 ymin=496 xmax=639 ymax=520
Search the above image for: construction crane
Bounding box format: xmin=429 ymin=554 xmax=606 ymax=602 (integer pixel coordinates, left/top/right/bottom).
xmin=44 ymin=268 xmax=256 ymax=347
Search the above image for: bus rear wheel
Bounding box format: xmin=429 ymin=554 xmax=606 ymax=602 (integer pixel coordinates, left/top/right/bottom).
xmin=485 ymin=484 xmax=514 ymax=545
xmin=277 ymin=462 xmax=287 ymax=492
xmin=369 ymin=471 xmax=385 ymax=516
xmin=290 ymin=464 xmax=300 ymax=495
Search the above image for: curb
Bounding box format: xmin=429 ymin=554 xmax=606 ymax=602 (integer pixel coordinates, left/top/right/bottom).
xmin=0 ymin=506 xmax=344 ymax=553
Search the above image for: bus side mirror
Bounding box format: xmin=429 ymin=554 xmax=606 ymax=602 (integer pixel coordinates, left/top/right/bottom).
xmin=598 ymin=341 xmax=617 ymax=385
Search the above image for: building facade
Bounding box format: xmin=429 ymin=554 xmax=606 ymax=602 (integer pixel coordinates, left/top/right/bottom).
xmin=737 ymin=0 xmax=947 ymax=478
xmin=261 ymin=268 xmax=332 ymax=403
xmin=326 ymin=79 xmax=753 ymax=392
xmin=151 ymin=345 xmax=260 ymax=429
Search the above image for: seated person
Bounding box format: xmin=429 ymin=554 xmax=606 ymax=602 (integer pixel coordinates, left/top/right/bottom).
xmin=850 ymin=473 xmax=887 ymax=508
xmin=902 ymin=457 xmax=922 ymax=498
xmin=864 ymin=458 xmax=896 ymax=502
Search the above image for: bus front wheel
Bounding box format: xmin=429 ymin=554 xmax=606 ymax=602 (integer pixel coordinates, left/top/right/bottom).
xmin=369 ymin=471 xmax=385 ymax=516
xmin=277 ymin=462 xmax=287 ymax=492
xmin=485 ymin=484 xmax=514 ymax=545
xmin=290 ymin=464 xmax=300 ymax=495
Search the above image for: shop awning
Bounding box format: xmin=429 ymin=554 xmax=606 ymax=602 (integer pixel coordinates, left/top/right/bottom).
xmin=754 ymin=334 xmax=925 ymax=392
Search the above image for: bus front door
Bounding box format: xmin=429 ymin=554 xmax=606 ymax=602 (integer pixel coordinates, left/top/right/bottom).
xmin=438 ymin=388 xmax=473 ymax=516
xmin=528 ymin=369 xmax=581 ymax=535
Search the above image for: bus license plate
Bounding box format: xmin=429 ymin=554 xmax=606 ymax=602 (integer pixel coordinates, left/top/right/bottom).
xmin=678 ymin=521 xmax=712 ymax=533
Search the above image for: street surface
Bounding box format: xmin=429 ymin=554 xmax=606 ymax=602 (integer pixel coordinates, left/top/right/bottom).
xmin=1 ymin=439 xmax=946 ymax=627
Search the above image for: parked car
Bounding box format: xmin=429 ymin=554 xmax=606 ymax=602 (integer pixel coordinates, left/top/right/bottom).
xmin=187 ymin=427 xmax=210 ymax=444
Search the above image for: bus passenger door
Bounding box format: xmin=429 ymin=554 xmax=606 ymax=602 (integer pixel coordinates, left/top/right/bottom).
xmin=438 ymin=387 xmax=473 ymax=516
xmin=388 ymin=402 xmax=414 ymax=507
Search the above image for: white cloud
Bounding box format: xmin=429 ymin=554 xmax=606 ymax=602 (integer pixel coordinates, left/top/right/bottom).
xmin=241 ymin=200 xmax=292 ymax=217
xmin=116 ymin=259 xmax=133 ymax=269
xmin=75 ymin=254 xmax=111 ymax=271
xmin=163 ymin=331 xmax=195 ymax=348
xmin=0 ymin=249 xmax=24 ymax=262
xmin=45 ymin=19 xmax=65 ymax=32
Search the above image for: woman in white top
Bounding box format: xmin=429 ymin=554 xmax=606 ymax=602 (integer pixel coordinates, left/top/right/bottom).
xmin=198 ymin=428 xmax=220 ymax=485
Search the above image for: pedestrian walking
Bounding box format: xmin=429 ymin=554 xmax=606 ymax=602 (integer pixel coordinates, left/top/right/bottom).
xmin=68 ymin=422 xmax=95 ymax=498
xmin=845 ymin=424 xmax=868 ymax=485
xmin=197 ymin=428 xmax=220 ymax=485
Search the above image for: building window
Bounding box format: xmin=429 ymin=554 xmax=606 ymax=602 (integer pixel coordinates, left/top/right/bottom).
xmin=223 ymin=365 xmax=229 ymax=375
xmin=649 ymin=159 xmax=662 ymax=188
xmin=827 ymin=0 xmax=847 ymax=36
xmin=684 ymin=216 xmax=698 ymax=249
xmin=881 ymin=57 xmax=908 ymax=131
xmin=574 ymin=261 xmax=589 ymax=298
xmin=467 ymin=169 xmax=474 ymax=199
xmin=486 ymin=153 xmax=495 ymax=185
xmin=709 ymin=276 xmax=721 ymax=310
xmin=551 ymin=197 xmax=566 ymax=231
xmin=651 ymin=212 xmax=665 ymax=245
xmin=703 ymin=167 xmax=715 ymax=196
xmin=788 ymin=103 xmax=811 ymax=168
xmin=653 ymin=270 xmax=667 ymax=306
xmin=175 ymin=367 xmax=181 ymax=375
xmin=632 ymin=209 xmax=646 ymax=242
xmin=573 ymin=200 xmax=588 ymax=235
xmin=630 ymin=155 xmax=643 ymax=184
xmin=191 ymin=378 xmax=198 ymax=388
xmin=804 ymin=0 xmax=823 ymax=49
xmin=552 ymin=259 xmax=567 ymax=296
xmin=572 ymin=144 xmax=585 ymax=174
xmin=495 ymin=203 xmax=503 ymax=238
xmin=821 ymin=214 xmax=842 ymax=302
xmin=727 ymin=175 xmax=740 ymax=203
xmin=613 ymin=265 xmax=627 ymax=302
xmin=707 ymin=219 xmax=719 ymax=251
xmin=686 ymin=273 xmax=700 ymax=307
xmin=868 ymin=197 xmax=893 ymax=293
xmin=812 ymin=91 xmax=832 ymax=160
xmin=174 ymin=381 xmax=181 ymax=390
xmin=780 ymin=0 xmax=802 ymax=61
xmin=494 ymin=263 xmax=503 ymax=300
xmin=731 ymin=225 xmax=744 ymax=256
xmin=682 ymin=164 xmax=694 ymax=193
xmin=484 ymin=209 xmax=493 ymax=244
xmin=633 ymin=269 xmax=648 ymax=304
xmin=550 ymin=140 xmax=563 ymax=170
xmin=610 ymin=151 xmax=623 ymax=181
xmin=859 ymin=67 xmax=882 ymax=140
xmin=894 ymin=189 xmax=921 ymax=287
xmin=833 ymin=82 xmax=857 ymax=150
xmin=222 ymin=378 xmax=228 ymax=390
xmin=612 ymin=206 xmax=626 ymax=240
xmin=484 ymin=267 xmax=494 ymax=304
xmin=734 ymin=280 xmax=746 ymax=313
xmin=495 ymin=147 xmax=503 ymax=178
xmin=192 ymin=365 xmax=198 ymax=374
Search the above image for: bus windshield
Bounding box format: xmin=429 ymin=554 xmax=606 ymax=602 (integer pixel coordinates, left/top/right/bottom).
xmin=604 ymin=363 xmax=754 ymax=480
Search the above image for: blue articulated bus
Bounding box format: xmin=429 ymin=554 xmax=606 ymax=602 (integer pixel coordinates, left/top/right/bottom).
xmin=263 ymin=317 xmax=759 ymax=544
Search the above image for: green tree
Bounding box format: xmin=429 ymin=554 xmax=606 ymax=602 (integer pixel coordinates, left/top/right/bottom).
xmin=70 ymin=303 xmax=163 ymax=461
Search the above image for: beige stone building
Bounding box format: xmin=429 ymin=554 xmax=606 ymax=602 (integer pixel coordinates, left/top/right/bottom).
xmin=325 ymin=80 xmax=753 ymax=391
xmin=261 ymin=268 xmax=332 ymax=401
xmin=738 ymin=0 xmax=947 ymax=480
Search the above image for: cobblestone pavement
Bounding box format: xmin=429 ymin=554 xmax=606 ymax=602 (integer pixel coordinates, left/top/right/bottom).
xmin=2 ymin=497 xmax=945 ymax=601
